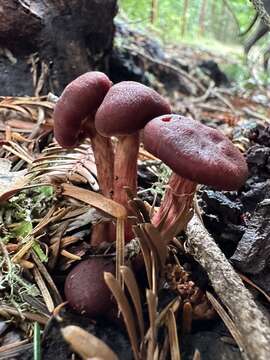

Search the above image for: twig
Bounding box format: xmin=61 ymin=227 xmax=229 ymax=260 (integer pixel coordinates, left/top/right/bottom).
xmin=242 ymin=107 xmax=270 ymax=123
xmin=185 ymin=213 xmax=270 ymax=360
xmin=190 ymin=82 xmax=215 ymax=103
xmin=0 ymin=305 xmax=48 ymax=324
xmin=250 ymin=0 xmax=270 ymax=29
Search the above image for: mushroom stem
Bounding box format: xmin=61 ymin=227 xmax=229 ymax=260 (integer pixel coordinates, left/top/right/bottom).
xmin=88 ymin=124 xmax=115 ymax=199
xmin=114 ymin=133 xmax=140 ymax=207
xmin=85 ymin=122 xmax=115 ymax=246
xmin=110 ymin=133 xmax=140 ymax=243
xmin=151 ymin=173 xmax=196 ymax=242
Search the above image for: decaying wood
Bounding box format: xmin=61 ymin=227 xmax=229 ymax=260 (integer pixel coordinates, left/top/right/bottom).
xmin=0 ymin=0 xmax=117 ymax=95
xmin=185 ymin=213 xmax=270 ymax=360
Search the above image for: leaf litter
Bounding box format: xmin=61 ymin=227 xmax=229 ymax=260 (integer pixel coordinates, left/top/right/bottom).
xmin=0 ymin=41 xmax=270 ymax=360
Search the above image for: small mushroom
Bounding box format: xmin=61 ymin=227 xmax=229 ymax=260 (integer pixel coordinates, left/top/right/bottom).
xmin=64 ymin=258 xmax=114 ymax=317
xmin=95 ymin=81 xmax=171 ymax=210
xmin=53 ymin=71 xmax=114 ymax=198
xmin=143 ymin=114 xmax=248 ymax=241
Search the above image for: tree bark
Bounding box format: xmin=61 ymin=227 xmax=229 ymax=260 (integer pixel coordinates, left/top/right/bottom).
xmin=199 ymin=0 xmax=207 ymax=36
xmin=186 ymin=213 xmax=270 ymax=360
xmin=0 ymin=0 xmax=117 ymax=96
xmin=250 ymin=0 xmax=270 ymax=29
xmin=150 ymin=0 xmax=158 ymax=24
xmin=180 ymin=0 xmax=189 ymax=38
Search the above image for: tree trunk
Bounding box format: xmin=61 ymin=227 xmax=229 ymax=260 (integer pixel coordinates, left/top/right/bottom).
xmin=211 ymin=0 xmax=218 ymax=38
xmin=150 ymin=0 xmax=158 ymax=24
xmin=217 ymin=0 xmax=226 ymax=41
xmin=199 ymin=0 xmax=207 ymax=36
xmin=0 ymin=0 xmax=117 ymax=96
xmin=180 ymin=0 xmax=189 ymax=38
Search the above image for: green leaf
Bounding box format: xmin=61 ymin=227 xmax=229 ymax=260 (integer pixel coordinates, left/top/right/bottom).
xmin=32 ymin=241 xmax=48 ymax=263
xmin=14 ymin=221 xmax=33 ymax=237
xmin=34 ymin=322 xmax=41 ymax=360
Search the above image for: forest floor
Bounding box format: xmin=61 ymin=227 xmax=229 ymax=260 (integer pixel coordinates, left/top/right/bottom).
xmin=0 ymin=20 xmax=270 ymax=360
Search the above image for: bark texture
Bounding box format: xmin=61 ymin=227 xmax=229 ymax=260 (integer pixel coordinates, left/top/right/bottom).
xmin=186 ymin=213 xmax=270 ymax=360
xmin=0 ymin=0 xmax=117 ymax=96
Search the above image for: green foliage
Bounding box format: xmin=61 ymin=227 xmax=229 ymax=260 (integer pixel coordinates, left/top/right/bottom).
xmin=0 ymin=186 xmax=54 ymax=242
xmin=32 ymin=241 xmax=48 ymax=263
xmin=118 ymin=0 xmax=256 ymax=44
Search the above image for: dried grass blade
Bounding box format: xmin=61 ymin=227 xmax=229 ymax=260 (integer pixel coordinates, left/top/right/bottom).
xmin=133 ymin=225 xmax=152 ymax=288
xmin=32 ymin=266 xmax=55 ymax=313
xmin=2 ymin=145 xmax=33 ymax=163
xmin=145 ymin=298 xmax=181 ymax=344
xmin=104 ymin=272 xmax=140 ymax=360
xmin=166 ymin=309 xmax=181 ymax=360
xmin=14 ymin=100 xmax=54 ymax=109
xmin=0 ymin=340 xmax=31 ymax=360
xmin=140 ymin=225 xmax=159 ymax=292
xmin=61 ymin=325 xmax=118 ymax=360
xmin=238 ymin=272 xmax=270 ymax=303
xmin=9 ymin=140 xmax=34 ymax=159
xmin=31 ymin=206 xmax=69 ymax=236
xmin=158 ymin=333 xmax=169 ymax=360
xmin=193 ymin=349 xmax=201 ymax=360
xmin=60 ymin=249 xmax=81 ymax=260
xmin=153 ymin=345 xmax=159 ymax=360
xmin=143 ymin=223 xmax=167 ymax=269
xmin=146 ymin=289 xmax=157 ymax=359
xmin=62 ymin=183 xmax=127 ymax=219
xmin=31 ymin=251 xmax=63 ymax=304
xmin=132 ymin=198 xmax=151 ymax=223
xmin=0 ymin=305 xmax=48 ymax=324
xmin=151 ymin=251 xmax=157 ymax=295
xmin=206 ymin=292 xmax=246 ymax=354
xmin=116 ymin=218 xmax=125 ymax=283
xmin=120 ymin=266 xmax=145 ymax=341
xmin=48 ymin=223 xmax=68 ymax=270
xmin=0 ymin=103 xmax=31 ymax=115
xmin=0 ymin=339 xmax=29 ymax=353
xmin=12 ymin=238 xmax=35 ymax=264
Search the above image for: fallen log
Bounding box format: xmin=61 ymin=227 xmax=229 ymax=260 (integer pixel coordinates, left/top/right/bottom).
xmin=186 ymin=212 xmax=270 ymax=360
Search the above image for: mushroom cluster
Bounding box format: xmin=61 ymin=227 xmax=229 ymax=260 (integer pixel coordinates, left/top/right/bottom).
xmin=53 ymin=72 xmax=248 ymax=317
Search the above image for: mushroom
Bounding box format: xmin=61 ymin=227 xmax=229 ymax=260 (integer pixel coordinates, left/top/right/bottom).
xmin=53 ymin=71 xmax=114 ymax=198
xmin=95 ymin=81 xmax=171 ymax=211
xmin=143 ymin=114 xmax=248 ymax=241
xmin=64 ymin=258 xmax=114 ymax=317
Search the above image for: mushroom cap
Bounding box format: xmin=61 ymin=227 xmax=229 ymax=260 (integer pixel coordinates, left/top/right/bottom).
xmin=143 ymin=114 xmax=248 ymax=190
xmin=53 ymin=72 xmax=112 ymax=148
xmin=64 ymin=258 xmax=114 ymax=317
xmin=95 ymin=81 xmax=171 ymax=136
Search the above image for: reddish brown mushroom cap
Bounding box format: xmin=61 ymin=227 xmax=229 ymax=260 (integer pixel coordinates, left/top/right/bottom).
xmin=53 ymin=72 xmax=112 ymax=148
xmin=143 ymin=114 xmax=248 ymax=190
xmin=64 ymin=258 xmax=114 ymax=317
xmin=95 ymin=81 xmax=171 ymax=136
